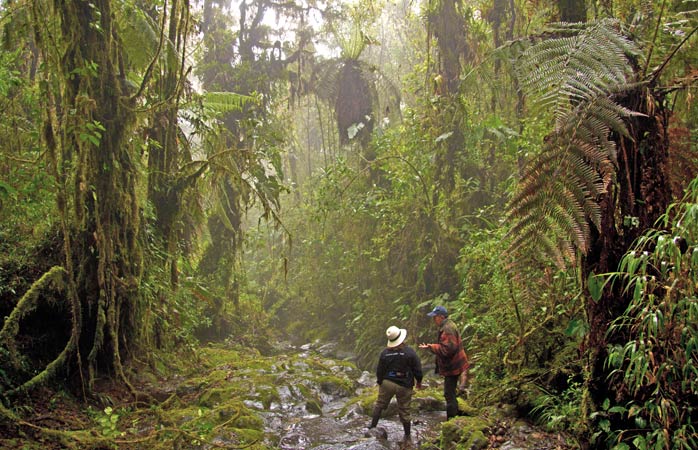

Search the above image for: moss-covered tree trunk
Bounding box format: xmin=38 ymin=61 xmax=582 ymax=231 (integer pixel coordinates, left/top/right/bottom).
xmin=146 ymin=0 xmax=190 ymax=289
xmin=581 ymin=85 xmax=672 ymax=434
xmin=36 ymin=0 xmax=142 ymax=390
xmin=427 ymin=0 xmax=469 ymax=195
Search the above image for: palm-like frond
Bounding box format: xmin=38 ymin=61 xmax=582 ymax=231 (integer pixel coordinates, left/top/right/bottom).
xmin=507 ymin=20 xmax=644 ymax=271
xmin=114 ymin=3 xmax=180 ymax=76
xmin=337 ymin=20 xmax=368 ymax=60
xmin=115 ymin=3 xmax=160 ymax=69
xmin=202 ymin=91 xmax=255 ymax=115
xmin=516 ymin=20 xmax=641 ymax=118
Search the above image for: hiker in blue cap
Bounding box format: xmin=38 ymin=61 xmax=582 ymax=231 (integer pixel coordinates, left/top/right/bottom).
xmin=419 ymin=306 xmax=469 ymax=420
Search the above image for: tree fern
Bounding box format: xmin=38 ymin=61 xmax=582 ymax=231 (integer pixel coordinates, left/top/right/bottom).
xmin=516 ymin=20 xmax=641 ymax=117
xmin=202 ymin=91 xmax=255 ymax=115
xmin=506 ymin=20 xmax=644 ymax=271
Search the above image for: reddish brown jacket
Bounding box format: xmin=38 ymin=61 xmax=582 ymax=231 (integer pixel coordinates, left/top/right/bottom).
xmin=429 ymin=318 xmax=469 ymax=376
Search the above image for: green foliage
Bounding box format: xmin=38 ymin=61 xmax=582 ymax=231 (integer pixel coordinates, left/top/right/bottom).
xmin=90 ymin=406 xmax=125 ymax=439
xmin=595 ymin=178 xmax=698 ymax=449
xmin=531 ymin=380 xmax=585 ymax=437
xmin=516 ymin=20 xmax=641 ymax=119
xmin=0 ymin=47 xmax=54 ymax=238
xmin=202 ymin=91 xmax=256 ymax=116
xmin=77 ymin=120 xmax=106 ymax=147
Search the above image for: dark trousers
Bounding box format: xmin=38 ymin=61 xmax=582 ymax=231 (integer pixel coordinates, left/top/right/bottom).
xmin=444 ymin=374 xmax=459 ymax=418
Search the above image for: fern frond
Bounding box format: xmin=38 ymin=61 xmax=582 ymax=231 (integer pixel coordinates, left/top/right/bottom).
xmin=507 ymin=20 xmax=642 ymax=272
xmin=202 ymin=91 xmax=255 ymax=115
xmin=516 ymin=19 xmax=641 ymax=117
xmin=312 ymin=58 xmax=342 ymax=102
xmin=115 ymin=2 xmax=179 ymax=73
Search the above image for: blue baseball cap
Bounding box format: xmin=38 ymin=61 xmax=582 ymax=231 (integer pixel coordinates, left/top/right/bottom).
xmin=427 ymin=305 xmax=448 ymax=317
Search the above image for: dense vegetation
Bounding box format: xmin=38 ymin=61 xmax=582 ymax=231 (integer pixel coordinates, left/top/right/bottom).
xmin=1 ymin=0 xmax=696 ymax=449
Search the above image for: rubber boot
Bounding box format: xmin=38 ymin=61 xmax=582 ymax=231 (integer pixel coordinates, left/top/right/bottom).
xmin=369 ymin=412 xmax=380 ymax=428
xmin=402 ymin=421 xmax=411 ymax=438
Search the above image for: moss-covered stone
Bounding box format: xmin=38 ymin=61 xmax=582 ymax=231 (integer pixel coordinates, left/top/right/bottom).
xmin=456 ymin=399 xmax=479 ymax=416
xmin=264 ymin=387 xmax=283 ymax=408
xmin=228 ymin=427 xmax=266 ymax=446
xmin=439 ymin=416 xmax=491 ymax=450
xmin=199 ymin=387 xmax=235 ymax=407
xmin=305 ymin=398 xmax=323 ymax=414
xmin=316 ymin=374 xmax=354 ymax=396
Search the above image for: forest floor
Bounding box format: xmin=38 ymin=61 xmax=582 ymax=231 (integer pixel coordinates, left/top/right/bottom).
xmin=0 ymin=343 xmax=576 ymax=450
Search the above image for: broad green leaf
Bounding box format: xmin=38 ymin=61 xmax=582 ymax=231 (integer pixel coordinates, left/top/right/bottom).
xmin=588 ymin=272 xmax=604 ymax=302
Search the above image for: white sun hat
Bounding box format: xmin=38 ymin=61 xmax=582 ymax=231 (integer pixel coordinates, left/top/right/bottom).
xmin=386 ymin=326 xmax=407 ymax=348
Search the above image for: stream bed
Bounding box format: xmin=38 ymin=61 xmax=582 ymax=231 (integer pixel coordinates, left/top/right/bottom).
xmin=253 ymin=341 xmax=447 ymax=449
xmin=241 ymin=341 xmax=573 ymax=450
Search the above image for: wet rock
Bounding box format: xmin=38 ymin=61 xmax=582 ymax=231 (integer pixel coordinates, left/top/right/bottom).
xmin=320 ymin=379 xmax=352 ymax=397
xmin=279 ymin=431 xmax=311 ymax=449
xmin=364 ymin=426 xmax=388 ymax=439
xmin=317 ymin=342 xmax=338 ymax=356
xmin=293 ymin=360 xmax=310 ymax=371
xmin=243 ymin=399 xmax=264 ymax=410
xmin=341 ymin=402 xmax=365 ymax=419
xmin=304 ymin=342 xmax=359 ymax=364
xmin=413 ymin=395 xmax=444 ymax=411
xmin=357 ymin=371 xmax=375 ymax=387
xmin=499 ymin=443 xmax=526 ymax=450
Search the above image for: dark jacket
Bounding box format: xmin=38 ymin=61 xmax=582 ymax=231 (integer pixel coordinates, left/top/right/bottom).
xmin=430 ymin=318 xmax=469 ymax=376
xmin=376 ymin=344 xmax=423 ymax=388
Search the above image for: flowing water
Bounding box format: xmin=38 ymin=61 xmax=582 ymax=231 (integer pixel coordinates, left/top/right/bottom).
xmin=257 ymin=342 xmax=447 ymax=450
xmin=242 ymin=342 xmax=572 ymax=450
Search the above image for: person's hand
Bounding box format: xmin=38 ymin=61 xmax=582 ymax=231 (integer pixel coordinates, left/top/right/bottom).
xmin=418 ymin=343 xmax=430 ymax=349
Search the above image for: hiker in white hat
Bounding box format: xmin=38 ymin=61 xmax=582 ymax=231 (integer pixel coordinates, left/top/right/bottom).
xmin=368 ymin=325 xmax=423 ymax=440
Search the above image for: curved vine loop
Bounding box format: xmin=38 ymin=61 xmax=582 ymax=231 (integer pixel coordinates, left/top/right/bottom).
xmin=0 ymin=266 xmax=80 ymax=397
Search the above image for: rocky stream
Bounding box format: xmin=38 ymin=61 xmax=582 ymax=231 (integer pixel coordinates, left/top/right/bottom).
xmin=173 ymin=340 xmax=575 ymax=450
xmin=0 ymin=340 xmax=574 ymax=450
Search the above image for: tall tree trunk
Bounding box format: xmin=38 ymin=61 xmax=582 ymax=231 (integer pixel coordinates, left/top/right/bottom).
xmin=582 ymin=85 xmax=672 ymax=430
xmin=428 ymin=0 xmax=471 ymax=94
xmin=147 ymin=0 xmax=190 ymax=289
xmin=36 ymin=0 xmax=142 ymax=390
xmin=428 ymin=0 xmax=470 ymax=195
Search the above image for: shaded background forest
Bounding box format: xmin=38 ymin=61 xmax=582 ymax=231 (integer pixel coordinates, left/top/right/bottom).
xmin=1 ymin=0 xmax=697 ymax=448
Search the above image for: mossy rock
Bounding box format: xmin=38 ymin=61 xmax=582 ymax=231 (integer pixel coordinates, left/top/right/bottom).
xmin=227 ymin=411 xmax=264 ymax=430
xmin=198 ymin=345 xmax=246 ymax=368
xmin=256 ymin=386 xmax=281 ymax=409
xmin=164 ymin=405 xmax=207 ymax=426
xmin=317 ymin=375 xmax=354 ymax=396
xmin=199 ymin=387 xmax=235 ymax=407
xmin=413 ymin=395 xmax=444 ymax=411
xmin=215 ymin=403 xmax=264 ymax=430
xmin=355 ymin=390 xmax=378 ymax=414
xmin=439 ymin=416 xmax=491 ymax=450
xmin=305 ymin=398 xmax=323 ymax=414
xmin=456 ymin=399 xmax=479 ymax=416
xmin=228 ymin=427 xmax=266 ymax=446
